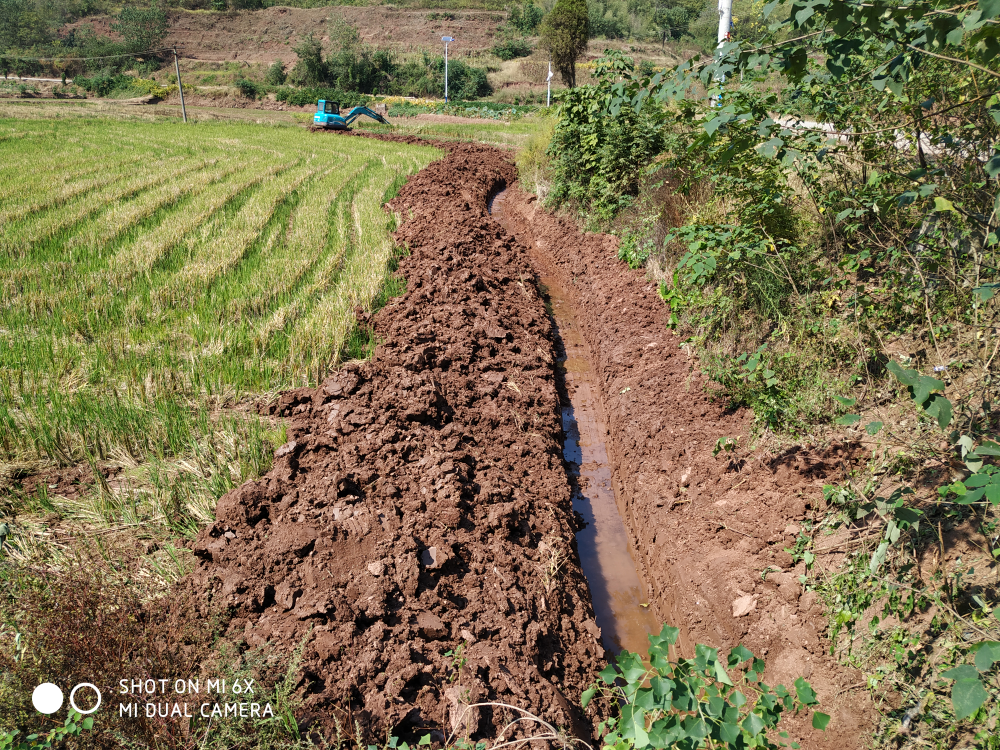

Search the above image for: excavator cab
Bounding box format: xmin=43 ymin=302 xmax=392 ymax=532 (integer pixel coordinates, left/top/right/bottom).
xmin=314 ymin=99 xmax=389 ymax=130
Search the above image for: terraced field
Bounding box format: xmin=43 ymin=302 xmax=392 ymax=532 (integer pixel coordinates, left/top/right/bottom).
xmin=0 ymin=119 xmax=439 ymax=566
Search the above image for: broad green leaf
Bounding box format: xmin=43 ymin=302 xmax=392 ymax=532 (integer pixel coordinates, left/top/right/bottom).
xmin=599 ymin=663 xmax=619 ymax=685
xmin=833 ymin=396 xmax=856 ymax=407
xmin=714 ymin=659 xmax=734 ymax=686
xmin=951 ymin=677 xmax=988 ymax=720
xmin=795 ymin=677 xmax=819 ymax=706
xmin=728 ymin=645 xmax=754 ymax=665
xmin=986 ymin=484 xmax=1000 ymax=505
xmin=581 ymin=686 xmax=597 ymax=708
xmin=980 ymin=0 xmax=1000 ymax=20
xmin=976 ymin=440 xmax=1000 ymax=456
xmin=812 ymin=712 xmax=831 ymax=730
xmin=924 ymin=394 xmax=953 ymax=428
xmin=912 ymin=376 xmax=946 ymax=406
xmin=887 ymin=360 xmax=918 ymax=386
xmin=965 ymin=474 xmax=991 ymax=488
xmin=742 ymin=712 xmax=766 ymax=736
xmin=870 ymin=541 xmax=889 ymax=574
xmin=866 ymin=421 xmax=884 ymax=435
xmin=986 ymin=153 xmax=1000 ymax=179
xmin=418 ymin=735 xmax=432 ymax=746
xmin=620 ymin=705 xmax=650 ymax=745
xmin=648 ymin=624 xmax=680 ymax=651
xmin=836 ymin=413 xmax=861 ymax=425
xmin=934 ymin=197 xmax=956 ymax=212
xmin=973 ymin=641 xmax=1000 ymax=671
xmin=942 ymin=664 xmax=980 ymax=680
xmin=719 ymin=720 xmax=741 ymax=743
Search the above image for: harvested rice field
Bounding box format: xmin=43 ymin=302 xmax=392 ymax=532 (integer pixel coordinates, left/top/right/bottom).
xmin=0 ymin=118 xmax=438 ymax=572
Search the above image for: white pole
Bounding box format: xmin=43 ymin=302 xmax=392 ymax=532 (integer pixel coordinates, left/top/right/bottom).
xmin=717 ymin=0 xmax=733 ymax=48
xmin=441 ymin=37 xmax=454 ymax=104
xmin=547 ymin=60 xmax=552 ymax=107
xmin=712 ymin=0 xmax=733 ymax=105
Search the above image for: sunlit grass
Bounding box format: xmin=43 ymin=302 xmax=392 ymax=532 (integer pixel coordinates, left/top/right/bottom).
xmin=0 ymin=116 xmax=439 ymax=585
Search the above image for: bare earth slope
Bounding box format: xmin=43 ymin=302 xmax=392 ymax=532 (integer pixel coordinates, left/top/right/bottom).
xmin=66 ymin=8 xmax=503 ymax=63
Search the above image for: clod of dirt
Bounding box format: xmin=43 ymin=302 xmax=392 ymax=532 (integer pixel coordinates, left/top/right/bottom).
xmin=186 ymin=143 xmax=605 ymax=741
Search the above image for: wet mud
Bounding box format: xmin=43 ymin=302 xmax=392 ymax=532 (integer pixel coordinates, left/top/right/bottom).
xmin=489 ymin=190 xmax=659 ymax=658
xmin=497 ymin=185 xmax=877 ymax=749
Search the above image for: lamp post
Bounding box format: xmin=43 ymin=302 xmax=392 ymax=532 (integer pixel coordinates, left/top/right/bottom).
xmin=442 ymin=36 xmax=454 ymax=103
xmin=546 ymin=60 xmax=553 ymax=107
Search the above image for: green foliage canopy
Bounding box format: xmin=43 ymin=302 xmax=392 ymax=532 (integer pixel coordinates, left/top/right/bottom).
xmin=539 ymin=0 xmax=589 ymax=87
xmin=110 ymin=4 xmax=168 ymax=54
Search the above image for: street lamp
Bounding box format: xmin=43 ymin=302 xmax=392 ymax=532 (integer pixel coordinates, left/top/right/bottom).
xmin=546 ymin=60 xmax=554 ymax=107
xmin=442 ymin=36 xmax=454 ymax=103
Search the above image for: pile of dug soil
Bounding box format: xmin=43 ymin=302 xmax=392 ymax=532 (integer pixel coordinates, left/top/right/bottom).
xmin=188 ymin=143 xmax=604 ymax=741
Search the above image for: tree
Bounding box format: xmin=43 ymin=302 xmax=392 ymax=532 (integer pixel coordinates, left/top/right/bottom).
xmin=110 ymin=4 xmax=168 ymax=55
xmin=289 ymin=32 xmax=327 ymax=87
xmin=539 ymin=0 xmax=588 ymax=88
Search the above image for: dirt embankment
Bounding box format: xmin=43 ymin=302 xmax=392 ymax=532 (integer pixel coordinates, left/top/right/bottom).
xmin=65 ymin=7 xmax=503 ymax=64
xmin=187 ymin=143 xmax=604 ymax=741
xmin=495 ymin=186 xmax=878 ymax=749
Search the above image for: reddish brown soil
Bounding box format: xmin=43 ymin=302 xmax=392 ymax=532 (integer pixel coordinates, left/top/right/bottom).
xmin=495 ymin=186 xmax=878 ymax=749
xmin=187 ymin=143 xmax=605 ymax=742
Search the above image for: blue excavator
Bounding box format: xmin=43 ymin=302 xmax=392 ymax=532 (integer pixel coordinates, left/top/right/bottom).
xmin=313 ymin=100 xmax=389 ymax=130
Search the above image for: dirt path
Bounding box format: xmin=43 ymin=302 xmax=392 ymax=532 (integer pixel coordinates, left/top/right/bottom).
xmin=495 ymin=185 xmax=877 ymax=749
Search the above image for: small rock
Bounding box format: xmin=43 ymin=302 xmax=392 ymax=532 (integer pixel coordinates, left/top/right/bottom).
xmin=421 ymin=546 xmax=449 ymax=569
xmin=460 ymin=628 xmax=476 ymax=643
xmin=679 ymin=469 xmax=692 ymax=487
xmin=224 ymin=531 xmax=236 ymax=540
xmin=583 ymin=619 xmax=602 ymax=640
xmin=275 ymin=441 xmax=298 ymax=458
xmin=732 ymin=594 xmax=757 ymax=618
xmin=417 ymin=611 xmax=448 ymax=639
xmin=367 ymin=561 xmax=385 ymax=577
xmin=783 ymin=523 xmax=800 ymax=536
xmin=331 ymin=507 xmax=353 ymax=521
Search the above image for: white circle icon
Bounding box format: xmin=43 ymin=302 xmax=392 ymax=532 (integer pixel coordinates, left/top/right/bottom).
xmin=69 ymin=683 xmax=102 ymax=715
xmin=32 ymin=683 xmax=63 ymax=714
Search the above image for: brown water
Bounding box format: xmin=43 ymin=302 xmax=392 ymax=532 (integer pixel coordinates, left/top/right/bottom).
xmin=489 ymin=189 xmax=660 ymax=657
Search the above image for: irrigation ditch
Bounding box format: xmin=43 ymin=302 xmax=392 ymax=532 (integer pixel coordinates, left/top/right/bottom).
xmin=188 ymin=136 xmax=877 ymax=747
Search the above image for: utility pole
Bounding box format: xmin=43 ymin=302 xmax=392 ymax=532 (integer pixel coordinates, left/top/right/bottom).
xmin=546 ymin=60 xmax=553 ymax=107
xmin=442 ymin=36 xmax=454 ymax=104
xmin=173 ymin=47 xmax=187 ymax=123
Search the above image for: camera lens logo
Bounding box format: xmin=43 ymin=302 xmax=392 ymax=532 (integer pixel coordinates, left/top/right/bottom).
xmin=32 ymin=683 xmax=101 ymax=715
xmin=32 ymin=683 xmax=63 ymax=715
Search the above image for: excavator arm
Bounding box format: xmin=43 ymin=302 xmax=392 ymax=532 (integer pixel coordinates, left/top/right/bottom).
xmin=343 ymin=106 xmax=389 ymax=126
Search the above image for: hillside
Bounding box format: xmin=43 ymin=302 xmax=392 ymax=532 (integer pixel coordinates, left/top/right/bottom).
xmin=64 ymin=7 xmax=506 ymax=64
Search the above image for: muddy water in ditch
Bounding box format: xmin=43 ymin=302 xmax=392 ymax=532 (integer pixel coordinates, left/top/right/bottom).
xmin=489 ymin=189 xmax=660 ymax=657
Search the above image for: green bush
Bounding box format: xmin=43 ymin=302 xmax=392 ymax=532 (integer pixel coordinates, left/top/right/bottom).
xmin=234 ymin=76 xmax=264 ymax=99
xmin=273 ymin=86 xmax=371 ymax=108
xmin=264 ymin=60 xmax=287 ymax=86
xmin=491 ymin=37 xmax=533 ymax=60
xmin=585 ymin=624 xmax=827 ymax=748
